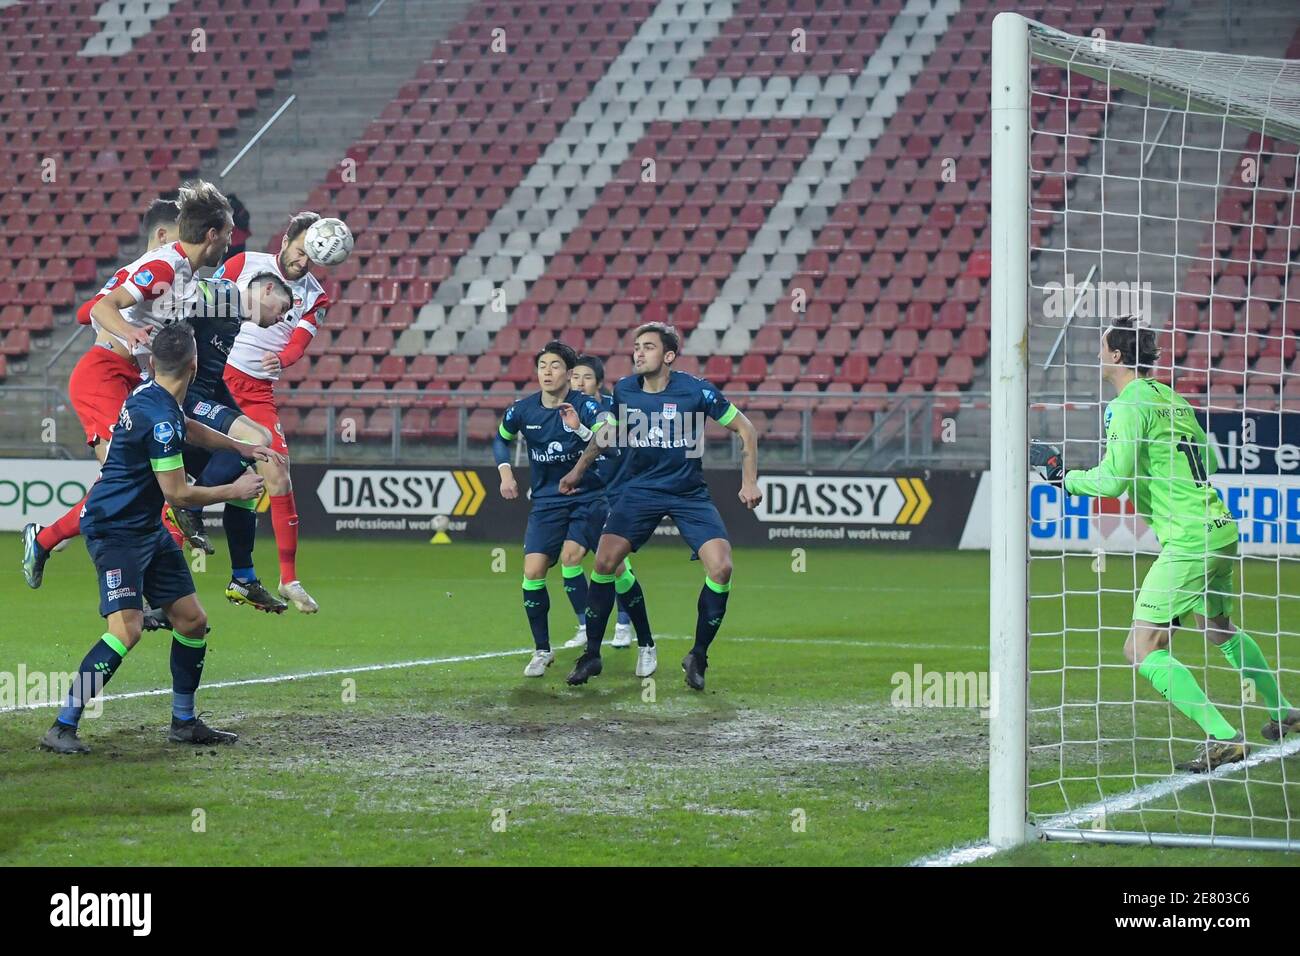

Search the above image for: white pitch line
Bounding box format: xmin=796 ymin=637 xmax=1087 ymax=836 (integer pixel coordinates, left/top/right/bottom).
xmin=0 ymin=634 xmax=981 ymax=716
xmin=910 ymin=734 xmax=1300 ymax=866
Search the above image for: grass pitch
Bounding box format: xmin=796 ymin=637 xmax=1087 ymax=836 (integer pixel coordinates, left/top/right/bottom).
xmin=1 ymin=534 xmax=1297 ymax=865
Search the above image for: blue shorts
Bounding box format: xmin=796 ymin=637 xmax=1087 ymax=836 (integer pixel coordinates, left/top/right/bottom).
xmin=524 ymin=496 xmax=608 ymax=559
xmin=85 ymin=527 xmax=195 ymax=617
xmin=603 ymin=486 xmax=729 ymax=554
xmin=183 ymin=389 xmax=242 ymax=436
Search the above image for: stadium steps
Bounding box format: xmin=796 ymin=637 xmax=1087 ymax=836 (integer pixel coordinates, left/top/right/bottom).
xmin=210 ymin=0 xmax=474 ymax=248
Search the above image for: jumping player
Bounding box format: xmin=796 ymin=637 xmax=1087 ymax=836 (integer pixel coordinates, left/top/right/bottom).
xmin=559 ymin=322 xmax=762 ymax=690
xmin=23 ymin=183 xmax=234 ymax=587
xmin=216 ymin=211 xmax=332 ymax=613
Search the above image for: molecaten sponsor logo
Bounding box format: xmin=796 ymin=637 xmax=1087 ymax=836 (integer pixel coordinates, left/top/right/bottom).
xmin=49 ymin=886 xmax=151 ymax=936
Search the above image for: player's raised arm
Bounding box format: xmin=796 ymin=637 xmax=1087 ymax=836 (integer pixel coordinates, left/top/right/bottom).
xmin=558 ymin=406 xmax=616 ymax=495
xmin=184 ymin=417 xmax=284 ymax=467
xmin=1060 ymin=401 xmax=1140 ymax=499
xmin=494 ymin=403 xmax=520 ymax=499
xmin=155 ymin=461 xmax=264 ymax=511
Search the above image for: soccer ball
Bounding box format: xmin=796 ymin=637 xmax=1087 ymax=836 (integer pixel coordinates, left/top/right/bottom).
xmin=303 ymin=217 xmax=353 ymax=266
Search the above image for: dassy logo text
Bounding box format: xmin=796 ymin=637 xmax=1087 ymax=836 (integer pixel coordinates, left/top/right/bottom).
xmin=316 ymin=470 xmax=486 ymax=517
xmin=1 ymin=666 xmax=104 ymax=718
xmin=755 ymin=476 xmax=932 ymax=525
xmin=0 ymin=478 xmax=93 ymax=516
xmin=50 ymin=886 xmax=151 ymax=936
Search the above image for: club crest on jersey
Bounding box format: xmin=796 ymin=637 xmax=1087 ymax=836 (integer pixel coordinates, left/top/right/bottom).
xmin=153 ymin=421 xmax=175 ymax=447
xmin=293 ymin=296 xmax=304 ymax=308
xmin=193 ymin=401 xmax=212 ymax=417
xmin=1104 ymin=407 xmax=1113 ymax=429
xmin=106 ymin=569 xmax=122 ymax=590
xmin=662 ymin=403 xmax=677 ymax=420
xmin=133 ymin=270 xmax=154 ymax=287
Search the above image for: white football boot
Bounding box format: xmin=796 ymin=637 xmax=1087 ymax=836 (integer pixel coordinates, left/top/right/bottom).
xmin=524 ymin=649 xmax=555 ymax=677
xmin=635 ymin=644 xmax=658 ymax=678
xmin=611 ymin=621 xmax=633 ymax=648
xmin=563 ymin=624 xmax=587 ymax=649
xmin=278 ymin=580 xmax=319 ymax=614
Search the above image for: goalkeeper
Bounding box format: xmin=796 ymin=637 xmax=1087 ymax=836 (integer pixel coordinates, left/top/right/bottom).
xmin=1032 ymin=317 xmax=1298 ymax=773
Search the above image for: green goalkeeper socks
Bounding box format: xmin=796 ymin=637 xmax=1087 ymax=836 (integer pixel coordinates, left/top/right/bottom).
xmin=1219 ymin=630 xmax=1292 ymax=723
xmin=1139 ymin=649 xmax=1238 ymax=741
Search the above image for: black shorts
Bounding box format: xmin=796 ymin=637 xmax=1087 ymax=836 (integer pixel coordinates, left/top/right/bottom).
xmin=86 ymin=527 xmax=195 ymax=617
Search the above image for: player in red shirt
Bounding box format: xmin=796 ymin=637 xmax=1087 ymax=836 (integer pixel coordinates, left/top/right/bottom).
xmin=22 ymin=183 xmax=234 ymax=589
xmin=214 ymin=212 xmax=331 ymax=613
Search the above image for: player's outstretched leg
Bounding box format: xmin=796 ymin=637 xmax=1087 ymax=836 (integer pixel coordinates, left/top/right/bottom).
xmin=522 ymin=574 xmax=555 ymax=677
xmin=684 ymin=539 xmax=733 ymax=691
xmin=560 ymin=562 xmax=589 ymax=649
xmin=21 ymin=522 xmax=51 ymax=589
xmin=162 ymin=595 xmax=236 ymax=745
xmin=40 ymin=627 xmax=135 ymax=754
xmin=1127 ymin=623 xmax=1245 ymax=772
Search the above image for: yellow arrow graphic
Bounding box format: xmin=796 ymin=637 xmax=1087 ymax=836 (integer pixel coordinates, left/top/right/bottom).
xmin=451 ymin=470 xmax=473 ymax=516
xmin=895 ymin=477 xmax=918 ymax=524
xmin=908 ymin=478 xmax=932 ymax=524
xmin=464 ymin=470 xmax=486 ymax=515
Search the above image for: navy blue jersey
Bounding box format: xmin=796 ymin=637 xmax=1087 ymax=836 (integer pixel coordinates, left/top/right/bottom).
xmin=186 ymin=278 xmax=242 ymax=403
xmin=499 ymin=390 xmax=607 ymax=501
xmin=610 ymin=371 xmax=737 ymax=495
xmin=81 ymin=380 xmax=187 ymax=537
xmin=591 ymin=391 xmax=627 ymax=490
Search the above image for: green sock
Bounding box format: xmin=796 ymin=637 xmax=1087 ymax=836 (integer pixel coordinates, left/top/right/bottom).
xmin=1139 ymin=649 xmax=1238 ymax=741
xmin=1219 ymin=630 xmax=1291 ymax=723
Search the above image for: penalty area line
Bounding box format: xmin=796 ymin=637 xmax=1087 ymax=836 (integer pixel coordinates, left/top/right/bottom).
xmin=909 ymin=734 xmax=1300 ymax=866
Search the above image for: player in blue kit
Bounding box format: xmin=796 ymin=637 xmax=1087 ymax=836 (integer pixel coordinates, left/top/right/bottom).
xmin=165 ymin=272 xmax=295 ymax=616
xmin=495 ymin=341 xmax=656 ymax=679
xmin=40 ymin=324 xmax=282 ymax=754
xmin=568 ymin=354 xmax=644 ymax=650
xmin=559 ymin=322 xmax=762 ymax=690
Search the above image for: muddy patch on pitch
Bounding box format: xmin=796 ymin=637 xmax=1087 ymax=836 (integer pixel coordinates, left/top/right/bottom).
xmin=243 ymin=701 xmax=986 ymax=804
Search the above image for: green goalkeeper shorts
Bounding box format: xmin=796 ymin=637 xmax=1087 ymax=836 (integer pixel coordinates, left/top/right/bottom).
xmin=1134 ymin=542 xmax=1238 ymax=625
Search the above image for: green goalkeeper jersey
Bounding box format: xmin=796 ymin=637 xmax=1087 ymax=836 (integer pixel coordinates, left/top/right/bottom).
xmin=1063 ymin=377 xmax=1237 ymax=554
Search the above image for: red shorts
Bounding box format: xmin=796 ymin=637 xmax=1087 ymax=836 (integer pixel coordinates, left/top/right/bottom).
xmin=224 ymin=365 xmax=288 ymax=455
xmin=68 ymin=346 xmax=142 ymax=445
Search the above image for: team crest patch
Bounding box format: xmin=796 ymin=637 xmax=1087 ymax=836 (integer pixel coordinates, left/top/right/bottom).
xmin=294 ymin=296 xmax=304 ymax=308
xmin=153 ymin=421 xmax=175 ymax=446
xmin=104 ymin=276 xmax=120 ymax=291
xmin=662 ymin=402 xmax=677 ymax=420
xmin=193 ymin=401 xmax=212 ymax=417
xmin=133 ymin=270 xmax=154 ymax=287
xmin=106 ymin=569 xmax=122 ymax=589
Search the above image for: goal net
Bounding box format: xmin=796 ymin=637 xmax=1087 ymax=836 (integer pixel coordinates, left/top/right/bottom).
xmin=990 ymin=13 xmax=1300 ymax=850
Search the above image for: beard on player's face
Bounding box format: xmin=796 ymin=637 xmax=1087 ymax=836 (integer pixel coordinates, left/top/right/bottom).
xmin=280 ymin=239 xmax=310 ymax=280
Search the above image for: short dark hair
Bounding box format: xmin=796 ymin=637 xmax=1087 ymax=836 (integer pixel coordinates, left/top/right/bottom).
xmin=634 ymin=321 xmax=680 ymax=357
xmin=574 ymin=354 xmax=605 ymax=385
xmin=176 ymin=180 xmax=232 ymax=244
xmin=535 ymin=340 xmax=578 ymax=369
xmin=142 ymin=198 xmax=179 ymax=235
xmin=285 ymin=211 xmax=320 ymax=243
xmin=152 ymin=321 xmax=196 ymax=377
xmin=1105 ymin=316 xmax=1161 ymax=373
xmin=247 ymin=270 xmax=293 ymax=303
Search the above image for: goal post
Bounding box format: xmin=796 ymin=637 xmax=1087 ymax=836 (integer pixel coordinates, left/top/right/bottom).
xmin=990 ymin=12 xmax=1300 ymax=851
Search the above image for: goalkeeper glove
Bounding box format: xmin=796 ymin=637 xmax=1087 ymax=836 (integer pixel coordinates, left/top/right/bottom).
xmin=1030 ymin=442 xmax=1064 ymax=486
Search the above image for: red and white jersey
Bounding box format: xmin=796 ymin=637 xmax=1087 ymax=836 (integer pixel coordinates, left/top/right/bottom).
xmin=90 ymin=242 xmax=199 ymax=361
xmin=221 ymin=251 xmax=329 ymax=381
